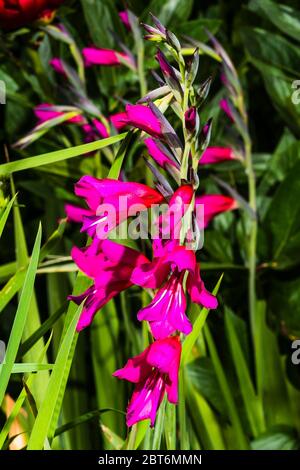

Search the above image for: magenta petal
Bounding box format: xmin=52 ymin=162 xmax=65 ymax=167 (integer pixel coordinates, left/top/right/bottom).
xmin=125 ymin=104 xmax=162 ymax=138
xmin=137 ymin=274 xmax=191 ymax=339
xmin=200 ymin=147 xmax=235 ymax=165
xmin=144 ymin=138 xmax=178 ymax=169
xmin=82 ymin=47 xmax=120 ymax=66
xmin=113 ymin=348 xmax=151 ymax=383
xmin=187 ymin=266 xmax=218 ymax=310
xmin=110 ymin=112 xmax=128 ymax=130
xmin=126 ymin=373 xmax=165 ymax=427
xmin=195 ymin=194 xmax=238 ymax=228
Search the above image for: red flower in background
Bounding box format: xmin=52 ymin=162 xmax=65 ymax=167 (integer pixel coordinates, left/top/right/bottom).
xmin=0 ymin=0 xmax=64 ymax=30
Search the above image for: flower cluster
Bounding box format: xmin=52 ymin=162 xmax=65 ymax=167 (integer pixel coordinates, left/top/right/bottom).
xmin=14 ymin=11 xmax=238 ymax=428
xmin=65 ymin=15 xmax=238 ymax=428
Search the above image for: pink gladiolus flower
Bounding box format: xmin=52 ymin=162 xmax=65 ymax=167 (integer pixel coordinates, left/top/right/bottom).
xmin=82 ymin=119 xmax=109 ymax=141
xmin=110 ymin=112 xmax=128 ymax=131
xmin=144 ymin=138 xmax=179 ymax=170
xmin=200 ymin=147 xmax=236 ymax=165
xmin=119 ymin=10 xmax=131 ymax=30
xmin=132 ymin=243 xmax=217 ymax=338
xmin=50 ymin=57 xmax=65 ymax=74
xmin=82 ymin=47 xmax=131 ymax=67
xmin=123 ymin=104 xmax=163 ymax=138
xmin=113 ymin=336 xmax=181 ymax=427
xmin=69 ymin=238 xmax=149 ymax=331
xmin=65 ymin=203 xmax=92 ymax=223
xmin=196 ymin=194 xmax=238 ymax=228
xmin=34 ymin=103 xmax=84 ymax=125
xmin=220 ymin=98 xmax=234 ymax=122
xmin=74 ymin=176 xmax=164 ymax=237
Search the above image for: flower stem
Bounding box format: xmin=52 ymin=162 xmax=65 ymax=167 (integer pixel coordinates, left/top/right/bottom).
xmin=137 ymin=44 xmax=147 ymax=97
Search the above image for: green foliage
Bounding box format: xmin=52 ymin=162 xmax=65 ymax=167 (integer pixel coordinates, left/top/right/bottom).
xmin=0 ymin=0 xmax=300 ymax=452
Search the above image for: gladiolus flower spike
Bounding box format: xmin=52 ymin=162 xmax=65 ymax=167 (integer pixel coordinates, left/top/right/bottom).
xmin=68 ymin=16 xmax=237 ymax=428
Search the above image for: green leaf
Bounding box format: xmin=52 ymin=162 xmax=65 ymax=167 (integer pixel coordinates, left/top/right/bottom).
xmin=203 ymin=324 xmax=249 ymax=449
xmin=0 ymin=224 xmax=42 ymax=407
xmin=241 ymin=28 xmax=300 ymax=77
xmin=251 ymin=426 xmax=300 ymax=450
xmin=269 ymin=278 xmax=300 ymax=336
xmin=0 ymin=363 xmax=53 ymax=374
xmin=224 ymin=307 xmax=265 ymax=437
xmin=248 ymin=0 xmax=300 ymax=42
xmin=145 ymin=0 xmax=193 ymax=26
xmin=182 ymin=274 xmax=223 ymax=364
xmin=177 ymin=19 xmax=221 ymax=42
xmin=0 ymin=133 xmax=127 ymax=176
xmin=264 ymin=161 xmax=300 ymax=269
xmin=26 ymin=303 xmax=82 ymax=449
xmin=0 ymin=194 xmax=17 ymax=238
xmin=54 ymin=408 xmax=125 ymax=438
xmin=108 ymin=131 xmax=135 ymax=179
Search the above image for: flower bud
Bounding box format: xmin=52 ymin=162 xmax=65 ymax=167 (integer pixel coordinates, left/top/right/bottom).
xmin=184 ymin=107 xmax=199 ymax=135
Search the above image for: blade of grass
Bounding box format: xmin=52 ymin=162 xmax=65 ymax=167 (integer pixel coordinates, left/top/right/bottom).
xmin=26 ymin=303 xmax=82 ymax=449
xmin=224 ymin=307 xmax=265 ymax=437
xmin=0 ymin=194 xmax=17 ymax=238
xmin=0 ymin=224 xmax=42 ymax=406
xmin=0 ymin=133 xmax=127 ymax=176
xmin=0 ymin=333 xmax=53 ymax=450
xmin=203 ymin=324 xmax=249 ymax=450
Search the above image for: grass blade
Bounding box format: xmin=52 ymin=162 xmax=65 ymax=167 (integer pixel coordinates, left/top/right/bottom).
xmin=0 ymin=224 xmax=42 ymax=406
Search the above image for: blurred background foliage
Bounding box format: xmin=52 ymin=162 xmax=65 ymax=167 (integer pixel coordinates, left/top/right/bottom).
xmin=0 ymin=0 xmax=300 ymax=450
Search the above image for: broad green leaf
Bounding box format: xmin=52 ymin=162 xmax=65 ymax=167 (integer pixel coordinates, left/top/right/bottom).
xmin=241 ymin=28 xmax=300 ymax=77
xmin=145 ymin=0 xmax=193 ymax=26
xmin=0 ymin=224 xmax=41 ymax=407
xmin=248 ymin=0 xmax=300 ymax=42
xmin=251 ymin=426 xmax=300 ymax=450
xmin=264 ymin=161 xmax=300 ymax=269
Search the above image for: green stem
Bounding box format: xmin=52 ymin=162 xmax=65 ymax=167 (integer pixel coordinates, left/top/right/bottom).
xmin=137 ymin=44 xmax=147 ymax=97
xmin=244 ymin=137 xmax=257 ymax=343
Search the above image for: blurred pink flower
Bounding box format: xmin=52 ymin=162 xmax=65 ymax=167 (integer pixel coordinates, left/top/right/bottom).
xmin=220 ymin=98 xmax=234 ymax=122
xmin=113 ymin=336 xmax=181 ymax=427
xmin=195 ymin=194 xmax=238 ymax=228
xmin=119 ymin=10 xmax=130 ymax=30
xmin=200 ymin=147 xmax=236 ymax=165
xmin=49 ymin=57 xmax=65 ymax=74
xmin=82 ymin=47 xmax=132 ymax=67
xmin=34 ymin=103 xmax=84 ymax=125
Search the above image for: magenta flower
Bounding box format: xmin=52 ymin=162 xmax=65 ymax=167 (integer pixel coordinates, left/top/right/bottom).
xmin=200 ymin=147 xmax=236 ymax=165
xmin=49 ymin=57 xmax=65 ymax=75
xmin=69 ymin=238 xmax=149 ymax=331
xmin=220 ymin=98 xmax=234 ymax=122
xmin=82 ymin=47 xmax=132 ymax=67
xmin=132 ymin=244 xmax=217 ymax=339
xmin=34 ymin=103 xmax=84 ymax=125
xmin=110 ymin=112 xmax=128 ymax=131
xmin=144 ymin=138 xmax=179 ymax=170
xmin=195 ymin=194 xmax=238 ymax=228
xmin=123 ymin=104 xmax=163 ymax=138
xmin=65 ymin=203 xmax=92 ymax=223
xmin=82 ymin=119 xmax=109 ymax=141
xmin=113 ymin=336 xmax=181 ymax=427
xmin=184 ymin=106 xmax=198 ymax=134
xmin=74 ymin=176 xmax=164 ymax=237
xmin=119 ymin=10 xmax=131 ymax=30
